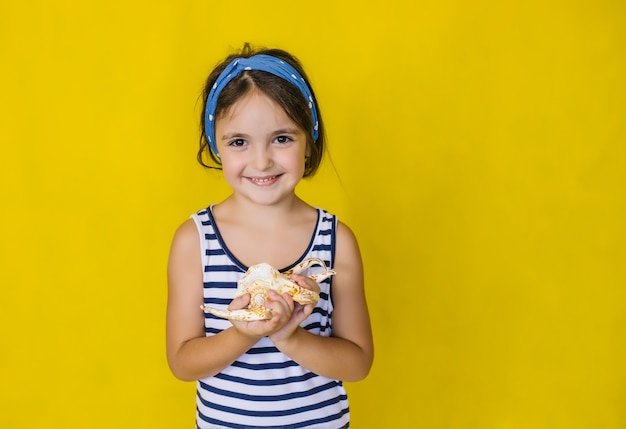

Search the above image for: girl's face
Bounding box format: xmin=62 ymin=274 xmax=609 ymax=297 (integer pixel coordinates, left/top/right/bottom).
xmin=215 ymin=89 xmax=309 ymax=206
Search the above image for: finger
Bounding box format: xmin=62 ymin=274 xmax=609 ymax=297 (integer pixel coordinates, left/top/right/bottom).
xmin=289 ymin=273 xmax=306 ymax=285
xmin=228 ymin=293 xmax=250 ymax=310
xmin=290 ymin=274 xmax=321 ymax=293
xmin=267 ymin=288 xmax=289 ymax=302
xmin=264 ymin=291 xmax=294 ymax=322
xmin=301 ymin=302 xmax=315 ymax=317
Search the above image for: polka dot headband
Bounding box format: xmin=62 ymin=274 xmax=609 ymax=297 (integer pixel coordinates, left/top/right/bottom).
xmin=204 ymin=54 xmax=320 ymax=157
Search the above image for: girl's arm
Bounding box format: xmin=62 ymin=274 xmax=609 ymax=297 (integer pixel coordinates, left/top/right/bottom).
xmin=166 ymin=219 xmax=293 ymax=381
xmin=270 ymin=222 xmax=374 ymax=382
xmin=166 ymin=219 xmax=256 ymax=381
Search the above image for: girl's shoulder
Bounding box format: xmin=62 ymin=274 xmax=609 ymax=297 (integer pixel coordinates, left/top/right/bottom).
xmin=171 ymin=217 xmax=201 ymax=252
xmin=316 ymin=210 xmax=361 ymax=268
xmin=312 ymin=207 xmax=353 ymax=236
xmin=335 ymin=219 xmax=360 ymax=251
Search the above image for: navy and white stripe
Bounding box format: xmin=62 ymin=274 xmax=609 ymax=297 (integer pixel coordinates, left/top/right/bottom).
xmin=190 ymin=206 xmax=349 ymax=428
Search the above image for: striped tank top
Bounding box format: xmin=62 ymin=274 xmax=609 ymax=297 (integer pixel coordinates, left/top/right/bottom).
xmin=190 ymin=205 xmax=350 ymax=429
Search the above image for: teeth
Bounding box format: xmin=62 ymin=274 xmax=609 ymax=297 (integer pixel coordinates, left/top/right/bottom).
xmin=251 ymin=176 xmax=276 ymax=183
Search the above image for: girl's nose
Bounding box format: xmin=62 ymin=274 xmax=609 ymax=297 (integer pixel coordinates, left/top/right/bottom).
xmin=252 ymin=146 xmax=273 ymax=170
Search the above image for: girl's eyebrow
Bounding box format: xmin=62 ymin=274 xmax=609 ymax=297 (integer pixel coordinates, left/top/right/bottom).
xmin=220 ymin=131 xmax=251 ymax=141
xmin=272 ymin=127 xmax=301 ymax=135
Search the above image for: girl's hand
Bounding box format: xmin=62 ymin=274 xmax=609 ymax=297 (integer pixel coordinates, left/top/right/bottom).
xmin=269 ymin=274 xmax=320 ymax=344
xmin=230 ymin=290 xmax=294 ymax=338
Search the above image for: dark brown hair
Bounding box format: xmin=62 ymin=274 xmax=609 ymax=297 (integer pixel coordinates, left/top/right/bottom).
xmin=197 ymin=43 xmax=326 ymax=178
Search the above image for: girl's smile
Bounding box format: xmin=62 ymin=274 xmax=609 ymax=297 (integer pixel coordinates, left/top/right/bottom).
xmin=246 ymin=174 xmax=282 ymax=186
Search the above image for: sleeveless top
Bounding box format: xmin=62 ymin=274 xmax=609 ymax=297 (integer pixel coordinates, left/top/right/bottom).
xmin=190 ymin=205 xmax=350 ymax=429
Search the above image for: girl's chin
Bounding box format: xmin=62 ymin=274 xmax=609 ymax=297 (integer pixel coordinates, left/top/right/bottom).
xmin=240 ymin=190 xmax=297 ymax=206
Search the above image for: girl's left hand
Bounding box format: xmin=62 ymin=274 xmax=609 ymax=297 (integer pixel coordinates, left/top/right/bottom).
xmin=230 ymin=290 xmax=293 ymax=338
xmin=269 ymin=274 xmax=320 ymax=344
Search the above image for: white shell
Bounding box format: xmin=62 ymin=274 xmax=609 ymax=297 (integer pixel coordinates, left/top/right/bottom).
xmin=201 ymin=258 xmax=335 ymax=321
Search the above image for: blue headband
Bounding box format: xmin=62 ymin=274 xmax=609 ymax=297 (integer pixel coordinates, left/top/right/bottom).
xmin=204 ymin=54 xmax=319 ymax=157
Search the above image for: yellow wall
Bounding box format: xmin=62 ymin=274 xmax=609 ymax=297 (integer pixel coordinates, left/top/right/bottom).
xmin=1 ymin=1 xmax=624 ymax=427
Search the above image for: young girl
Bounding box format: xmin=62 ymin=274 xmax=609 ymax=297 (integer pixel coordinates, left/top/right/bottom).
xmin=166 ymin=43 xmax=373 ymax=428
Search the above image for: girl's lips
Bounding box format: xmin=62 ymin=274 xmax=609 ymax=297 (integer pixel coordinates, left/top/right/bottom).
xmin=246 ymin=174 xmax=282 ymax=186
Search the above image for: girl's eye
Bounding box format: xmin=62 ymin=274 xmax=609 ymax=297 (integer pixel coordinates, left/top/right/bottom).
xmin=228 ymin=138 xmax=246 ymax=147
xmin=275 ymin=135 xmax=292 ymax=144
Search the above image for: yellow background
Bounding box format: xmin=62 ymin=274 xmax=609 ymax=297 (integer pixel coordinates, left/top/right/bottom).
xmin=1 ymin=0 xmax=625 ymax=427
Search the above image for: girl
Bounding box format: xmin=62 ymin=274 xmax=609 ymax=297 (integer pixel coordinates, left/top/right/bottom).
xmin=166 ymin=43 xmax=373 ymax=428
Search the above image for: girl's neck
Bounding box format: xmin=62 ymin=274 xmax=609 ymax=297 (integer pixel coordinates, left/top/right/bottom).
xmin=215 ymin=194 xmax=312 ymax=229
